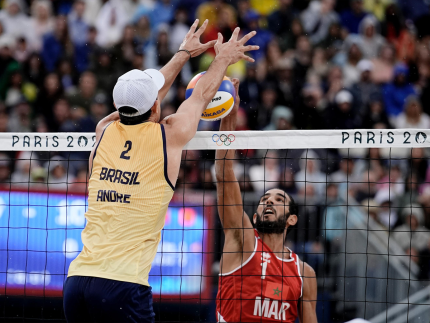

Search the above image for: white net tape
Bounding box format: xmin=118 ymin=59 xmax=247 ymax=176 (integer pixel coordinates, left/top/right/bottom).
xmin=0 ymin=129 xmax=429 ymax=151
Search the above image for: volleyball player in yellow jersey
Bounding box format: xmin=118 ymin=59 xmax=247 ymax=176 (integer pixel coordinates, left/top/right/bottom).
xmin=63 ymin=20 xmax=258 ymax=323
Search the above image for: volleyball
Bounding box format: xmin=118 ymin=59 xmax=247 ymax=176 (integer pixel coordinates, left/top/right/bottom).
xmin=185 ymin=72 xmax=235 ymax=121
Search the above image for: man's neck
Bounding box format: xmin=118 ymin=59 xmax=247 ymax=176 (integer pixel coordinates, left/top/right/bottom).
xmin=259 ymin=232 xmax=290 ymax=259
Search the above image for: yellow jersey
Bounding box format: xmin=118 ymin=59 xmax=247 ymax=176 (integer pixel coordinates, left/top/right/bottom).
xmin=68 ymin=121 xmax=174 ymax=286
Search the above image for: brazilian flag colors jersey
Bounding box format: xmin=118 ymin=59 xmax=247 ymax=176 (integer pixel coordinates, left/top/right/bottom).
xmin=68 ymin=121 xmax=174 ymax=286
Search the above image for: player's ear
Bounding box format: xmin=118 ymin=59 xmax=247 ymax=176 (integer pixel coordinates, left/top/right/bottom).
xmin=287 ymin=214 xmax=297 ymax=226
xmin=151 ymin=99 xmax=159 ymax=113
xmin=253 ymin=213 xmax=257 ymax=224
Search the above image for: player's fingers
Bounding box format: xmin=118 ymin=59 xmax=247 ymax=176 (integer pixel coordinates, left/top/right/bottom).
xmin=229 ymin=27 xmax=240 ymax=41
xmin=216 ymin=32 xmax=223 ymax=45
xmin=239 ymin=31 xmax=257 ymax=45
xmin=242 ymin=54 xmax=255 ymax=63
xmin=196 ymin=19 xmax=208 ymax=37
xmin=232 ymin=78 xmax=240 ymax=89
xmin=243 ymin=45 xmax=259 ymax=52
xmin=204 ymin=39 xmax=217 ymax=49
xmin=186 ymin=19 xmax=199 ymax=37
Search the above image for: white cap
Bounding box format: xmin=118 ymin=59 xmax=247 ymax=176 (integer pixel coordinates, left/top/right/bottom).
xmin=357 ymin=59 xmax=373 ymax=72
xmin=335 ymin=90 xmax=353 ymax=104
xmin=113 ymin=69 xmax=165 ymax=116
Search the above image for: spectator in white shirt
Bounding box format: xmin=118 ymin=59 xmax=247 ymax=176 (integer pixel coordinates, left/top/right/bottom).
xmin=394 ymin=95 xmax=430 ymax=129
xmin=95 ymin=0 xmax=129 ymax=48
xmin=0 ymin=0 xmax=30 ymax=41
xmin=27 ymin=0 xmax=54 ymax=51
xmin=249 ymin=150 xmax=281 ymax=193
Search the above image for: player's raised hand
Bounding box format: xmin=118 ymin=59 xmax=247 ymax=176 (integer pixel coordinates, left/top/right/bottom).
xmin=179 ymin=19 xmax=217 ymax=57
xmin=214 ymin=28 xmax=259 ymax=65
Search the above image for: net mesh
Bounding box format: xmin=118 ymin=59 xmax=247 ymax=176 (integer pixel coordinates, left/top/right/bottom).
xmin=1 ymin=131 xmax=430 ymax=323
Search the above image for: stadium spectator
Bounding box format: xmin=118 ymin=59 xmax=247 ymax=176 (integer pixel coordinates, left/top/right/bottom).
xmin=249 ymin=150 xmax=280 ymax=193
xmin=393 ymin=204 xmax=430 ymax=252
xmin=28 ymin=0 xmax=54 ymax=52
xmin=168 ymin=7 xmax=190 ymax=55
xmin=326 ymin=90 xmax=361 ymax=129
xmin=398 ymin=172 xmax=420 ymax=206
xmin=340 ymin=0 xmax=368 ymax=34
xmin=149 ymin=0 xmax=177 ymax=30
xmin=69 ymin=166 xmax=89 ymax=193
xmin=355 ymin=170 xmax=379 ymax=202
xmin=2 ymin=69 xmax=37 ymax=107
xmin=358 ymin=15 xmax=386 ymax=59
xmin=45 ymin=156 xmax=74 ymax=191
xmin=67 ymin=71 xmax=102 ymax=114
xmin=267 ymin=0 xmax=295 ymax=38
xmin=329 ymin=158 xmax=361 ymax=187
xmin=361 ymin=96 xmax=391 ymax=129
xmin=241 ymin=11 xmax=272 ymax=62
xmin=51 ymin=98 xmax=76 ymax=132
xmin=95 ymin=0 xmax=128 ymax=48
xmin=238 ymin=62 xmax=260 ymax=110
xmin=394 ymin=95 xmax=430 ymax=129
xmin=253 ymin=84 xmax=277 ymax=130
xmin=7 ymin=97 xmax=31 ymax=132
xmin=34 ymin=73 xmax=64 ymax=126
xmin=0 ymin=0 xmax=29 ymax=41
xmin=295 ymin=84 xmax=325 ymax=130
xmin=406 ymin=149 xmax=428 ymax=189
xmin=295 ymin=150 xmax=326 ymax=198
xmin=374 ymin=189 xmax=398 ymax=228
xmin=340 ymin=35 xmax=364 ymax=87
xmin=11 ymin=151 xmax=40 ymax=187
xmin=371 ymin=44 xmax=396 ymax=84
xmin=68 ymin=0 xmax=89 ymax=47
xmin=78 ymin=93 xmax=110 ymax=132
xmin=41 ymin=15 xmax=71 ymax=72
xmin=279 ymin=167 xmax=297 ymax=195
xmin=350 ymin=59 xmax=382 ymax=113
xmin=301 ymin=0 xmax=339 ymax=45
xmin=91 ymin=49 xmax=119 ymax=94
xmin=274 ymin=58 xmax=294 ymax=106
xmin=383 ymin=63 xmax=417 ymax=121
xmin=145 ymin=25 xmax=174 ymax=70
xmin=264 ymin=105 xmax=294 ymax=131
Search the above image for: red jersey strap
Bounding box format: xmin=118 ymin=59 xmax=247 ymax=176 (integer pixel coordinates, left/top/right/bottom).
xmin=289 ymin=248 xmax=304 ymax=298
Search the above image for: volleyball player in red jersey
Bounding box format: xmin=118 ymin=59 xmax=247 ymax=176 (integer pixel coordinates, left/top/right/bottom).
xmin=214 ymin=79 xmax=318 ymax=323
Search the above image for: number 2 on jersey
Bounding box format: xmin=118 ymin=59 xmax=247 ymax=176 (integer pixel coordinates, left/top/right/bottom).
xmin=120 ymin=141 xmax=132 ymax=160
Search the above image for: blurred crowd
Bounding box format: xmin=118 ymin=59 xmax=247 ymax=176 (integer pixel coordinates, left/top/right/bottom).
xmin=0 ymin=0 xmax=429 ymax=285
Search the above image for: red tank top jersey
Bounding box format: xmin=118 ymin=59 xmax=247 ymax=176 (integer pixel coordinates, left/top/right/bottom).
xmin=216 ymin=230 xmax=303 ymax=323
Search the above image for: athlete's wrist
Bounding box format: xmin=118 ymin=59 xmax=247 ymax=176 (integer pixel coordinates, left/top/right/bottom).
xmin=176 ymin=49 xmax=191 ymax=60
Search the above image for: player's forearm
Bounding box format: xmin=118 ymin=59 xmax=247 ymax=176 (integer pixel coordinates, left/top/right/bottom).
xmin=158 ymin=51 xmax=189 ymax=102
xmin=192 ymin=55 xmax=230 ymax=112
xmin=215 ymin=106 xmax=237 ymax=180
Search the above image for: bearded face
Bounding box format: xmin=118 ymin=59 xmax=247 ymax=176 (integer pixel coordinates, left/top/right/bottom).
xmin=255 ymin=209 xmax=290 ymax=234
xmin=254 ymin=188 xmax=294 ymax=235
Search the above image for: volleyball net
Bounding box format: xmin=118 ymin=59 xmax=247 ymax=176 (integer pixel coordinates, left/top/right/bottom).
xmin=1 ymin=129 xmax=430 ymax=322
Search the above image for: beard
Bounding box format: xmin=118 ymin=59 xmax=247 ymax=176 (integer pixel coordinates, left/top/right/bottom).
xmin=255 ymin=211 xmax=290 ymax=235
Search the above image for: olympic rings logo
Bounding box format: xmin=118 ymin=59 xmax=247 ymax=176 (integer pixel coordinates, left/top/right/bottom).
xmin=212 ymin=134 xmax=236 ymax=146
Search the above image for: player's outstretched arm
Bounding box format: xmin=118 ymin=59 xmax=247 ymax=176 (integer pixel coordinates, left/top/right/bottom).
xmin=163 ymin=28 xmax=258 ymax=147
xmin=299 ymin=262 xmax=318 ymax=323
xmin=215 ymin=79 xmax=255 ymax=272
xmin=158 ymin=19 xmax=216 ymax=102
